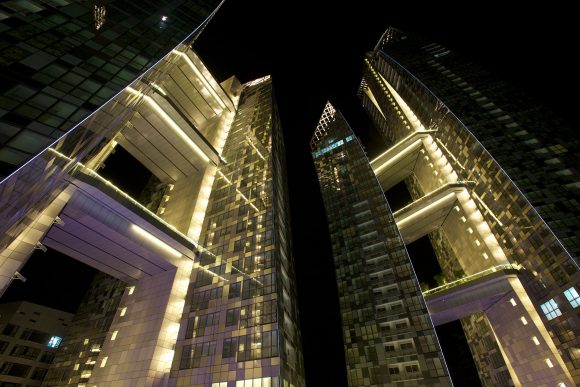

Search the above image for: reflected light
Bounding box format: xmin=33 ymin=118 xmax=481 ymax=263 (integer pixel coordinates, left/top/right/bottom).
xmin=126 ymin=87 xmax=210 ymax=163
xmin=131 ymin=224 xmax=182 ymax=257
xmin=171 ymin=50 xmax=226 ymax=109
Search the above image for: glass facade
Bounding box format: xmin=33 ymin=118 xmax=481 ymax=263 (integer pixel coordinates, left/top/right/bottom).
xmin=358 ymin=27 xmax=579 ymax=386
xmin=172 ymin=77 xmax=305 ymax=387
xmin=0 ymin=3 xmax=305 ymax=383
xmin=0 ymin=0 xmax=223 ymax=177
xmin=311 ymin=103 xmax=451 ymax=386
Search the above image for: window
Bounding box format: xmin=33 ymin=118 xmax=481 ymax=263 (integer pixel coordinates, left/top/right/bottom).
xmin=223 ymin=337 xmax=237 ymax=358
xmin=11 ymin=345 xmax=40 ymax=360
xmin=179 ymin=341 xmax=216 ymax=369
xmin=2 ymin=323 xmax=19 ymax=337
xmin=564 ymin=287 xmax=579 ymax=308
xmin=240 ymin=300 xmax=277 ymax=328
xmin=226 ymin=308 xmax=240 ymax=327
xmin=400 ymin=342 xmax=414 ymax=350
xmin=30 ymin=367 xmax=48 ymax=380
xmin=19 ymin=329 xmax=51 ymax=344
xmin=0 ymin=362 xmax=32 ymax=377
xmin=40 ymin=351 xmax=55 ymax=364
xmin=191 ymin=287 xmax=222 ymax=310
xmin=237 ymin=330 xmax=278 ymax=361
xmin=540 ymin=299 xmax=562 ymax=320
xmin=47 ymin=335 xmax=62 ymax=348
xmin=389 ymin=367 xmax=400 ymax=375
xmin=229 ymin=282 xmax=241 ymax=299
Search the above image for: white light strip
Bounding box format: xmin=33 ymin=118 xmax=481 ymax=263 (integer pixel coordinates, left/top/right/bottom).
xmin=373 ymin=139 xmax=422 ymax=173
xmin=246 ymin=136 xmax=266 ymax=160
xmin=378 ymin=72 xmax=425 ymax=132
xmin=171 ymin=50 xmax=227 ymax=110
xmin=217 ymin=170 xmax=232 ymax=185
xmin=435 ymin=138 xmax=465 ymax=170
xmin=131 ymin=224 xmax=182 ymax=257
xmin=47 ymin=148 xmax=200 ymax=249
xmin=472 ymin=192 xmax=504 ymax=227
xmin=236 ymin=188 xmax=259 ymax=212
xmin=217 ymin=170 xmax=259 ymax=212
xmin=370 ymin=131 xmax=425 ymax=164
xmin=126 ymin=87 xmax=210 ymax=163
xmin=363 ymin=87 xmax=386 ymax=119
xmin=197 ymin=264 xmax=229 ymax=282
xmin=396 ymin=192 xmax=457 ymax=227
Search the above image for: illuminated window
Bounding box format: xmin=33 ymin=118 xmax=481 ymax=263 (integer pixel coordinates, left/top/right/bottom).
xmin=119 ymin=307 xmax=127 ymax=317
xmin=111 ymin=330 xmax=118 ymax=341
xmin=545 ymin=358 xmax=554 ymax=368
xmin=540 ymin=299 xmax=562 ymax=320
xmin=127 ymin=286 xmax=135 ymax=295
xmin=47 ymin=336 xmax=62 ymax=348
xmin=100 ymin=356 xmax=108 ymax=368
xmin=532 ymin=336 xmax=540 ymax=345
xmin=509 ymin=298 xmax=517 ymax=306
xmin=520 ymin=316 xmax=528 ymax=325
xmin=563 ymin=287 xmax=579 ymax=308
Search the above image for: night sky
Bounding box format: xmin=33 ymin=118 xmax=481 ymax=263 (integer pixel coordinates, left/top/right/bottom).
xmin=2 ymin=1 xmax=576 ymax=386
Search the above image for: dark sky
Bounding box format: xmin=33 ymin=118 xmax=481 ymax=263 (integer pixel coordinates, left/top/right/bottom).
xmin=3 ymin=1 xmax=575 ymax=386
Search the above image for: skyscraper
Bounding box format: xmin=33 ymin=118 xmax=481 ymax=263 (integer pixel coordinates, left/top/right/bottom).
xmin=0 ymin=3 xmax=305 ymax=385
xmin=43 ymin=272 xmax=126 ymax=385
xmin=355 ymin=27 xmax=579 ymax=386
xmin=172 ymin=75 xmax=304 ymax=387
xmin=0 ymin=301 xmax=73 ymax=385
xmin=311 ymin=102 xmax=452 ymax=386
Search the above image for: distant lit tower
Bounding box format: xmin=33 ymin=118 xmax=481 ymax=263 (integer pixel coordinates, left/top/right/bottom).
xmin=43 ymin=272 xmax=126 ymax=385
xmin=358 ymin=27 xmax=579 ymax=386
xmin=311 ymin=102 xmax=452 ymax=386
xmin=0 ymin=2 xmax=305 ymax=384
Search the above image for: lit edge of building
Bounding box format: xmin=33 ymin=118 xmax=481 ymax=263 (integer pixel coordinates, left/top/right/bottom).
xmin=358 ymin=27 xmax=578 ymax=386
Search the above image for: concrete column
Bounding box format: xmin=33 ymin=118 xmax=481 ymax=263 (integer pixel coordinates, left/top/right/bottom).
xmin=486 ymin=277 xmax=573 ymax=386
xmin=88 ymin=255 xmax=192 ymax=386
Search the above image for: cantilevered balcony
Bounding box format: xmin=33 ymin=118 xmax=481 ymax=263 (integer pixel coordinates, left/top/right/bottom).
xmin=393 ymin=182 xmax=469 ymax=244
xmin=422 ymin=264 xmax=520 ymax=326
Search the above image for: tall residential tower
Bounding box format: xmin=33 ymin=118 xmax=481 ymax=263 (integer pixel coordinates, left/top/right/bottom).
xmin=356 ymin=27 xmax=579 ymax=386
xmin=311 ymin=103 xmax=452 ymax=386
xmin=0 ymin=3 xmax=305 ymax=385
